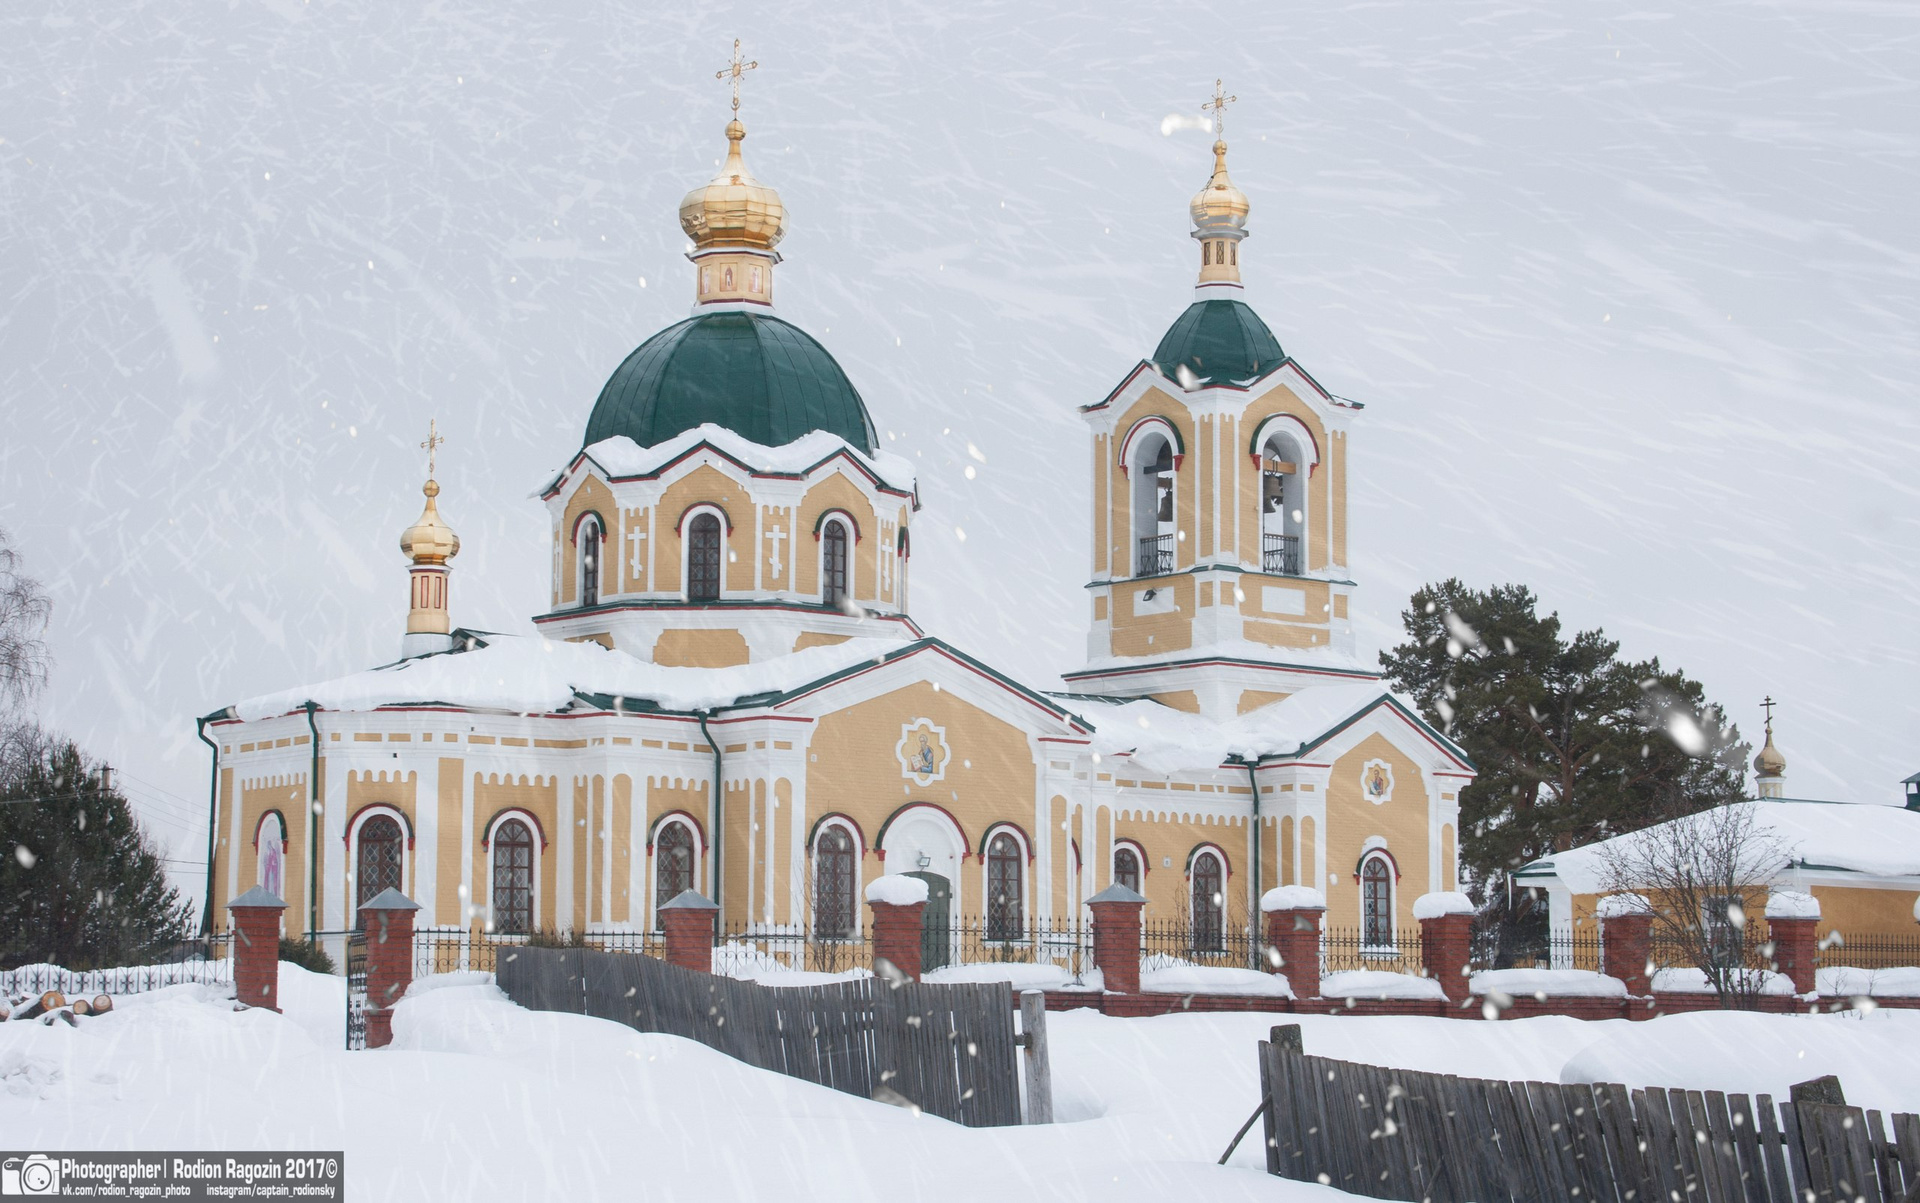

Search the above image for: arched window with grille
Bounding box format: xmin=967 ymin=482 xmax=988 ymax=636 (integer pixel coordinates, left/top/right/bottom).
xmin=687 ymin=513 xmax=722 ymax=602
xmin=1190 ymin=849 xmax=1224 ymax=953
xmin=578 ymin=516 xmax=602 ymax=608
xmin=355 ymin=814 xmax=403 ymax=908
xmin=822 ymin=518 xmax=850 ymax=608
xmin=654 ymin=821 xmax=696 ymax=920
xmin=1360 ymin=853 xmax=1394 ymax=947
xmin=813 ymin=826 xmax=856 ymax=938
xmin=986 ymin=832 xmax=1024 ymax=941
xmin=1113 ymin=846 xmax=1141 ymax=894
xmin=491 ymin=819 xmax=534 ymax=934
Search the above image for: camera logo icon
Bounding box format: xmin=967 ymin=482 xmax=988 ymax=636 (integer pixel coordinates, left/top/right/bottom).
xmin=2 ymin=1154 xmax=62 ymax=1195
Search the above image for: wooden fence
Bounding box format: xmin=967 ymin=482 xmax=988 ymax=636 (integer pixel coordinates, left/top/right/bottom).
xmin=1257 ymin=1035 xmax=1920 ymax=1202
xmin=495 ymin=946 xmax=1024 ymax=1128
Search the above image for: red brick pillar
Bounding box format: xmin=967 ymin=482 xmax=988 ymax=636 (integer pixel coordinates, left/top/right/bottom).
xmin=866 ymin=875 xmax=931 ymax=982
xmin=226 ymin=886 xmax=287 ymax=1013
xmin=1600 ymin=895 xmax=1654 ymax=997
xmin=1766 ymin=891 xmax=1821 ymax=995
xmin=1419 ymin=913 xmax=1474 ymax=1004
xmin=1087 ymin=883 xmax=1147 ymax=994
xmin=1262 ymin=887 xmax=1326 ymax=1002
xmin=658 ymin=889 xmax=717 ymax=974
xmin=358 ymin=888 xmax=420 ymax=1049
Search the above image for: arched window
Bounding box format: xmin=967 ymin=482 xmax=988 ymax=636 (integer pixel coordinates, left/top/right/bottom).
xmin=1259 ymin=428 xmax=1309 ymax=576
xmin=1361 ymin=853 xmax=1394 ymax=947
xmin=1131 ymin=435 xmax=1175 ymax=577
xmin=255 ymin=812 xmax=286 ymax=899
xmin=577 ymin=516 xmax=602 ymax=608
xmin=813 ymin=826 xmax=856 ymax=938
xmin=654 ymin=821 xmax=696 ymax=918
xmin=1113 ymin=847 xmax=1141 ymax=894
xmin=822 ymin=519 xmax=850 ymax=608
xmin=1190 ymin=850 xmax=1224 ymax=953
xmin=687 ymin=513 xmax=722 ymax=602
xmin=986 ymin=833 xmax=1024 ymax=941
xmin=356 ymin=815 xmax=403 ymax=908
xmin=491 ymin=819 xmax=534 ymax=935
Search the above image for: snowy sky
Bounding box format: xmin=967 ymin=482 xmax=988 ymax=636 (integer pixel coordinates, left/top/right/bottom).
xmin=4 ymin=1 xmax=1916 ymax=903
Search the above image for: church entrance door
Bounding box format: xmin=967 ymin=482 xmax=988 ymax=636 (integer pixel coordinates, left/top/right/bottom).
xmin=906 ymin=871 xmax=951 ymax=972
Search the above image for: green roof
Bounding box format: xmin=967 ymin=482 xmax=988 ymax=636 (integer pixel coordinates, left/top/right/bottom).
xmin=586 ymin=311 xmax=878 ymax=456
xmin=1151 ymin=299 xmax=1287 ymax=385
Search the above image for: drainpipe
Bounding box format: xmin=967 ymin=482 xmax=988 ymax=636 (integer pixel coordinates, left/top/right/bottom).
xmin=697 ymin=710 xmax=723 ymax=916
xmin=305 ymin=702 xmax=322 ymax=941
xmin=1246 ymin=758 xmax=1262 ymax=971
xmin=195 ymin=714 xmax=222 ymax=934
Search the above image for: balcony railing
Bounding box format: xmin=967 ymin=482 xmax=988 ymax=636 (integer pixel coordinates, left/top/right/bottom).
xmin=1262 ymin=532 xmax=1301 ymax=575
xmin=1136 ymin=533 xmax=1174 ymax=577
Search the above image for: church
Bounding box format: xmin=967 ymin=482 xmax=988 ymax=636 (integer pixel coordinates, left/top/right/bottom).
xmin=200 ymin=65 xmax=1475 ymax=965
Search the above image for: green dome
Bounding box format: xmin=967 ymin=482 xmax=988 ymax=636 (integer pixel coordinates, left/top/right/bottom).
xmin=586 ymin=311 xmax=878 ymax=456
xmin=1151 ymin=299 xmax=1287 ymax=386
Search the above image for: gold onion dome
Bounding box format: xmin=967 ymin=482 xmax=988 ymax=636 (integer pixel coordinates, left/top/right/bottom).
xmin=1189 ymin=140 xmax=1250 ymax=231
xmin=678 ymin=119 xmax=787 ymax=251
xmin=400 ymin=479 xmax=460 ymax=564
xmin=1754 ymin=729 xmax=1786 ymax=778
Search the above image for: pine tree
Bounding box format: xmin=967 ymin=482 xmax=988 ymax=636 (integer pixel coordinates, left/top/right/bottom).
xmin=1379 ymin=580 xmax=1749 ymax=955
xmin=1 ymin=732 xmax=196 ymax=970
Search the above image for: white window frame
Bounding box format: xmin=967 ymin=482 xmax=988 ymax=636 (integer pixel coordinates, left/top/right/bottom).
xmin=810 ymin=815 xmax=864 ymax=940
xmin=574 ymin=512 xmax=605 ymax=608
xmin=980 ymin=823 xmax=1031 ymax=941
xmin=679 ymin=504 xmax=731 ymax=602
xmin=819 ymin=514 xmax=854 ymax=608
xmin=1187 ymin=844 xmax=1229 ymax=949
xmin=649 ymin=814 xmax=706 ymax=930
xmin=1112 ymin=838 xmax=1148 ymax=891
xmin=346 ymin=803 xmax=411 ymax=908
xmin=1358 ymin=850 xmax=1398 ymax=952
xmin=484 ymin=809 xmax=544 ymax=935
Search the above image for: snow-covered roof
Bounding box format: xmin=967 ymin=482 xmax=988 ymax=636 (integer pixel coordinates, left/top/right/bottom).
xmin=546 ymin=423 xmax=918 ymax=497
xmin=228 ymin=632 xmax=913 ymax=721
xmin=1067 ymin=636 xmax=1370 ymax=680
xmin=1071 ymin=681 xmax=1465 ymax=775
xmin=1517 ymin=799 xmax=1920 ymax=894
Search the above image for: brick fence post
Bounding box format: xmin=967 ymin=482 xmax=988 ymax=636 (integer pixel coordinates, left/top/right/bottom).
xmin=226 ymin=886 xmax=287 ymax=1013
xmin=659 ymin=889 xmax=718 ymax=974
xmin=1765 ymin=891 xmax=1821 ymax=996
xmin=1419 ymin=913 xmax=1474 ymax=1004
xmin=1086 ymin=883 xmax=1146 ymax=994
xmin=1261 ymin=887 xmax=1326 ymax=1002
xmin=866 ymin=876 xmax=931 ymax=982
xmin=1600 ymin=894 xmax=1654 ymax=997
xmin=358 ymin=887 xmax=421 ymax=1049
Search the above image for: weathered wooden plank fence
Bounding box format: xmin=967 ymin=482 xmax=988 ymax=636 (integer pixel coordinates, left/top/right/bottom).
xmin=1255 ymin=1033 xmax=1920 ymax=1202
xmin=494 ymin=946 xmax=1024 ymax=1127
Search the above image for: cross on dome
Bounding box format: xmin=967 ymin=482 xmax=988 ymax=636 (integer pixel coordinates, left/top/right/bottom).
xmin=420 ymin=417 xmax=445 ymax=479
xmin=1202 ymin=78 xmax=1237 ymax=139
xmin=716 ymin=38 xmax=759 ymax=114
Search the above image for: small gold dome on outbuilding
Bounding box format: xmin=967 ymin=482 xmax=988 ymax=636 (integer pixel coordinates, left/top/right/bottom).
xmin=400 ymin=479 xmax=460 ymax=565
xmin=1189 ymin=140 xmax=1250 ymax=231
xmin=1754 ymin=730 xmax=1786 ymax=778
xmin=678 ymin=120 xmax=787 ymax=251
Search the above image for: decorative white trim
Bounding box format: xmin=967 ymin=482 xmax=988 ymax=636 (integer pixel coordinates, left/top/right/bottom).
xmin=678 ymin=503 xmax=732 ymax=601
xmin=483 ymin=810 xmax=542 ymax=933
xmin=650 ymin=813 xmax=704 ymax=927
xmin=1111 ymin=837 xmax=1149 ymax=888
xmin=809 ymin=814 xmax=864 ymax=939
xmin=980 ymin=823 xmax=1031 ymax=936
xmin=346 ymin=803 xmax=411 ymax=907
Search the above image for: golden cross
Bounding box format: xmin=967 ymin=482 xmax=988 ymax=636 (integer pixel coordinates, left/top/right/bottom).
xmin=716 ymin=38 xmax=759 ymax=114
xmin=420 ymin=418 xmax=445 ymax=478
xmin=1760 ymin=694 xmax=1776 ymax=734
xmin=1202 ymin=78 xmax=1237 ymax=139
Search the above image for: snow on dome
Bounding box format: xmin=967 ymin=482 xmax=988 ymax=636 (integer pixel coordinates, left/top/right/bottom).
xmin=556 ymin=424 xmax=916 ymax=498
xmin=1411 ymin=891 xmax=1475 ymax=921
xmin=232 ymin=633 xmax=912 ymax=721
xmin=1261 ymin=885 xmax=1327 ymax=913
xmin=864 ymin=875 xmax=929 ymax=907
xmin=1765 ymin=890 xmax=1821 ymax=920
xmin=1596 ymin=893 xmax=1653 ymax=920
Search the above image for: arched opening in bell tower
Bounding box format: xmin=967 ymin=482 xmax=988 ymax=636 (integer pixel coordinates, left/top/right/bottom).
xmin=1130 ymin=434 xmax=1176 ymax=578
xmin=1259 ymin=430 xmax=1309 ymax=576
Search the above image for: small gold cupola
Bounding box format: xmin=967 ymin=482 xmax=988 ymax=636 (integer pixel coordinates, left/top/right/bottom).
xmin=1190 ymin=79 xmax=1250 ymax=294
xmin=1753 ymin=695 xmax=1787 ymax=798
xmin=678 ymin=40 xmax=785 ymax=309
xmin=400 ymin=420 xmax=460 ymax=658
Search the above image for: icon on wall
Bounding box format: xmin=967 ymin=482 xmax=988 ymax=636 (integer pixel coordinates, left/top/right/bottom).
xmin=1361 ymin=759 xmax=1394 ymax=806
xmin=896 ymin=719 xmax=952 ymax=787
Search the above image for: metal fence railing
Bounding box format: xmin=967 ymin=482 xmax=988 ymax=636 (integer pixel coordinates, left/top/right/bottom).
xmin=1140 ymin=916 xmax=1261 ymax=973
xmin=1319 ymin=927 xmax=1424 ymax=977
xmin=0 ymin=934 xmax=234 ymax=998
xmin=1817 ymin=930 xmax=1920 ymax=971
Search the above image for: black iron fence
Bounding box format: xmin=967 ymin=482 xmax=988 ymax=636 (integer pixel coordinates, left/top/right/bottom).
xmin=1141 ymin=916 xmax=1262 ymax=972
xmin=1262 ymin=532 xmax=1301 ymax=575
xmin=1137 ymin=533 xmax=1174 ymax=576
xmin=1818 ymin=930 xmax=1920 ymax=971
xmin=1320 ymin=927 xmax=1424 ymax=976
xmin=0 ymin=934 xmax=234 ymax=998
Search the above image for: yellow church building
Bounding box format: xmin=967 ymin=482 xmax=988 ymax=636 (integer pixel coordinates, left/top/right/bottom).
xmin=200 ymin=76 xmax=1475 ymax=966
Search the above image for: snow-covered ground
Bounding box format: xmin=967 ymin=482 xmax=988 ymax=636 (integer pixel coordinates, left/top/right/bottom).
xmin=4 ymin=965 xmax=1918 ymax=1201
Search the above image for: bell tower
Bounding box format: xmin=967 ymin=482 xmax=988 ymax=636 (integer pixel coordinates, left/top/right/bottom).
xmin=399 ymin=420 xmax=460 ymax=659
xmin=1064 ymin=87 xmax=1368 ymax=718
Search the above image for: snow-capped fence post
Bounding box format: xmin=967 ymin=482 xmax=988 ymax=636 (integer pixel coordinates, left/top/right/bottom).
xmin=1414 ymin=892 xmax=1476 ymax=1005
xmin=1260 ymin=886 xmax=1326 ymax=1002
xmin=226 ymin=885 xmax=287 ymax=1013
xmin=358 ymin=887 xmax=421 ymax=1049
xmin=658 ymin=889 xmax=719 ymax=975
xmin=866 ymin=875 xmax=930 ymax=982
xmin=1765 ymin=890 xmax=1821 ymax=995
xmin=1086 ymin=882 xmax=1147 ymax=994
xmin=1598 ymin=893 xmax=1654 ymax=997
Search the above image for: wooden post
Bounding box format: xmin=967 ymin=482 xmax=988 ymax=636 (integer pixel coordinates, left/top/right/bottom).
xmin=1271 ymin=1022 xmax=1302 ymax=1055
xmin=1019 ymin=989 xmax=1052 ymax=1125
xmin=1789 ymin=1075 xmax=1845 ymax=1106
